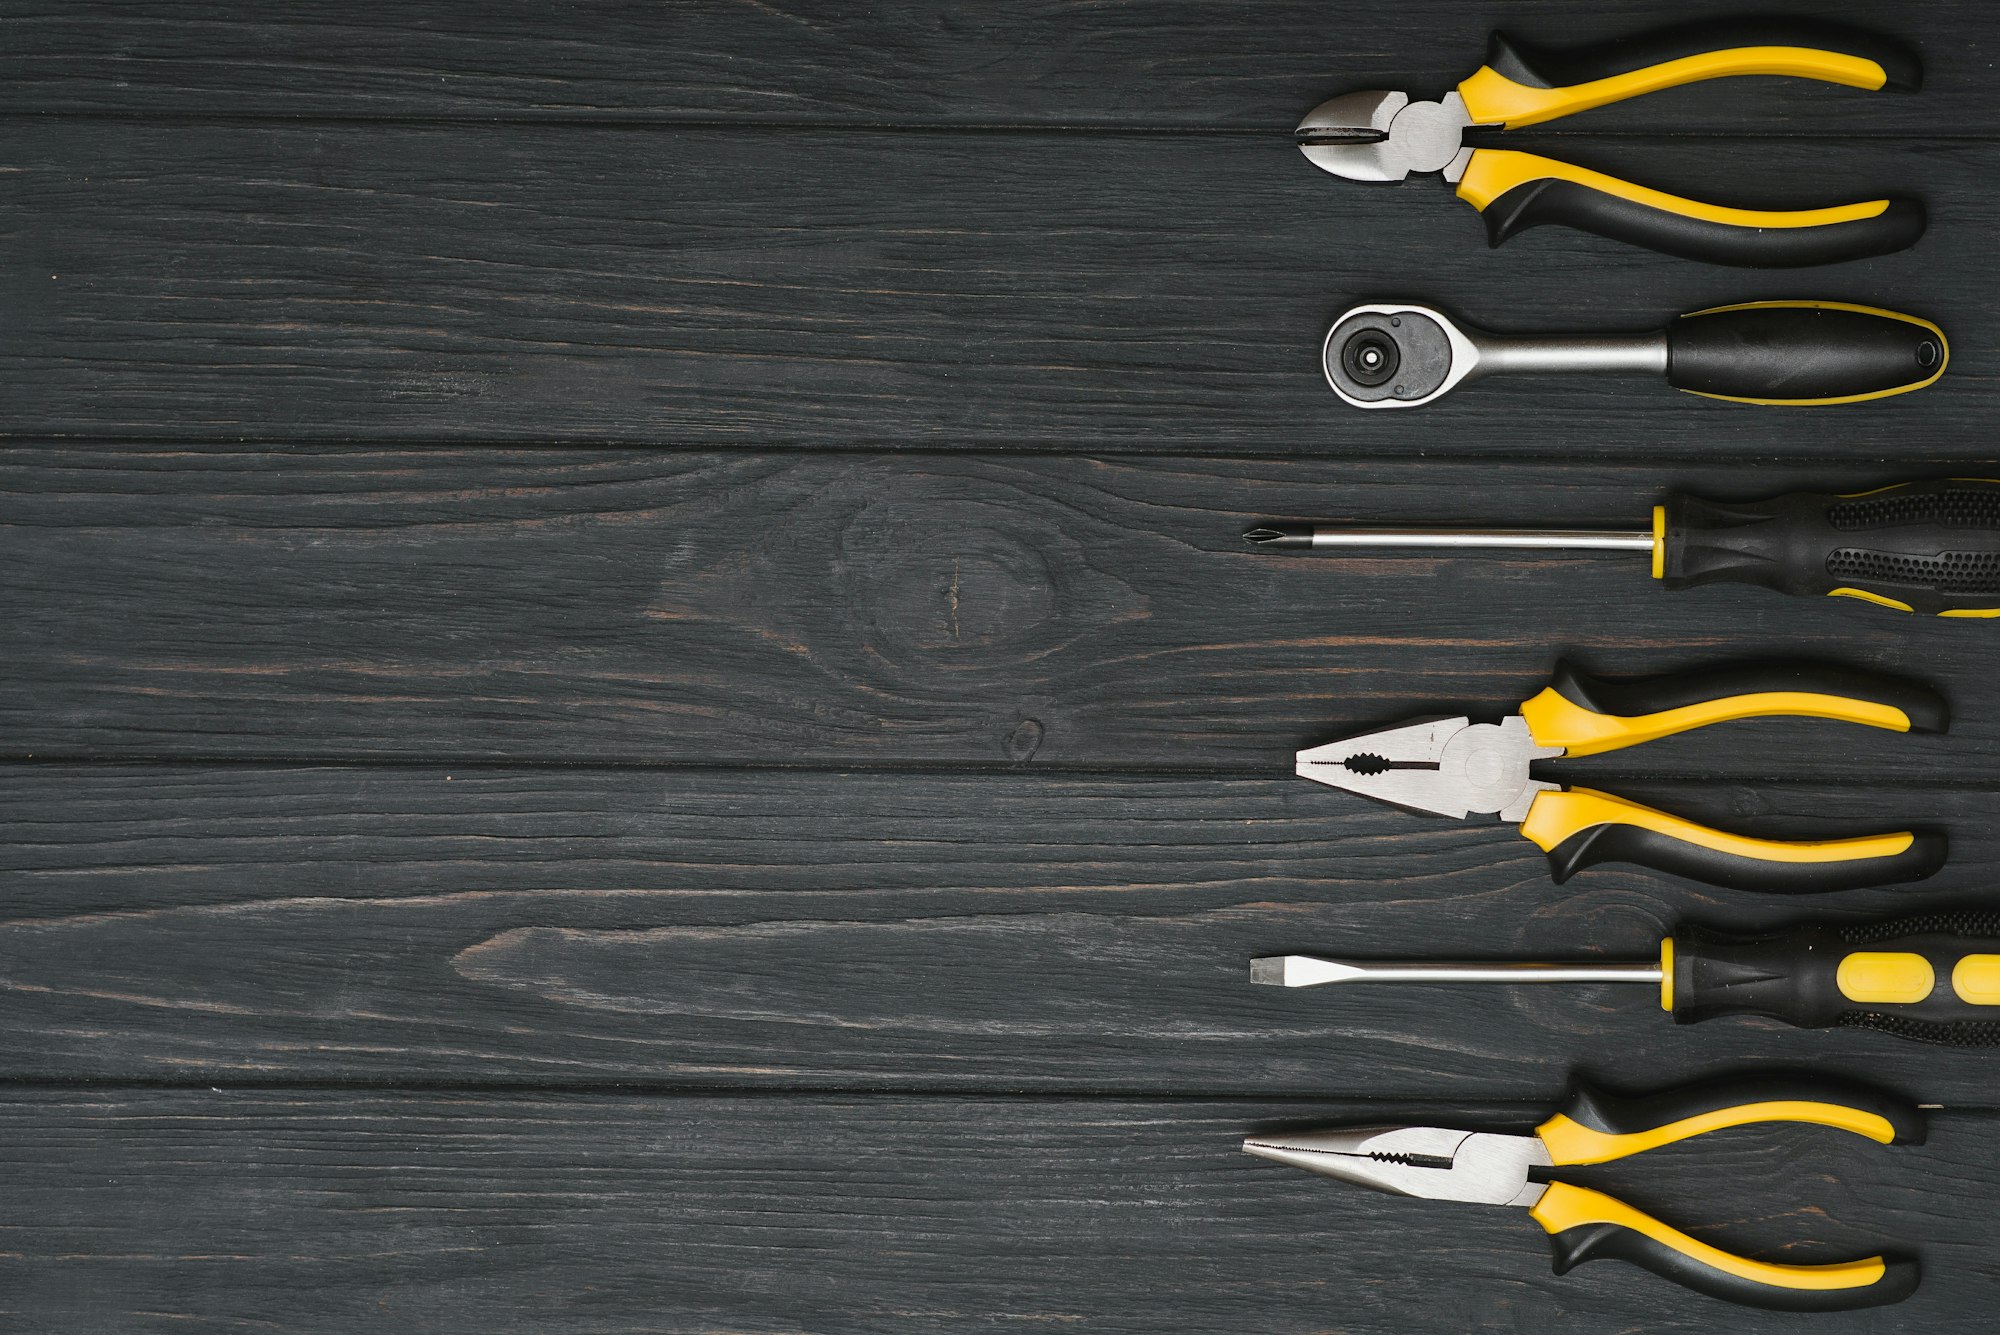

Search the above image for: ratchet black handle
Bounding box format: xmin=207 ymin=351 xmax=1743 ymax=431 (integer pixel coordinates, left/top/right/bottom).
xmin=1667 ymin=303 xmax=1946 ymax=404
xmin=1671 ymin=912 xmax=2000 ymax=1044
xmin=1662 ymin=479 xmax=2000 ymax=615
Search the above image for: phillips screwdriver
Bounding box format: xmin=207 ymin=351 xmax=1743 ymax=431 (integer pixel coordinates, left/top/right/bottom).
xmin=1252 ymin=911 xmax=2000 ymax=1045
xmin=1245 ymin=477 xmax=2000 ymax=616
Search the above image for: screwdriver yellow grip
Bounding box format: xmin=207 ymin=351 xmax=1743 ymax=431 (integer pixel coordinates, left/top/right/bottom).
xmin=1520 ymin=685 xmax=1912 ymax=758
xmin=1528 ymin=1182 xmax=1901 ymax=1305
xmin=1458 ymin=47 xmax=1890 ymax=129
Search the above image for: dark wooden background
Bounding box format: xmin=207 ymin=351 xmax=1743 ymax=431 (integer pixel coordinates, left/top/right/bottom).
xmin=4 ymin=2 xmax=1997 ymax=1329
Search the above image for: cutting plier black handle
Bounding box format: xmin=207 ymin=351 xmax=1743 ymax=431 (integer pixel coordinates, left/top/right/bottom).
xmin=1452 ymin=20 xmax=1924 ymax=266
xmin=1514 ymin=661 xmax=1947 ymax=891
xmin=1527 ymin=1075 xmax=1922 ymax=1310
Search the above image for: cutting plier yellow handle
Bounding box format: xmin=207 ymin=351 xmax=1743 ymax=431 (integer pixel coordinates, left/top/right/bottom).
xmin=1456 ymin=20 xmax=1919 ymax=129
xmin=1522 ymin=1076 xmax=1922 ymax=1311
xmin=1448 ymin=20 xmax=1923 ymax=266
xmin=1514 ymin=661 xmax=1948 ymax=891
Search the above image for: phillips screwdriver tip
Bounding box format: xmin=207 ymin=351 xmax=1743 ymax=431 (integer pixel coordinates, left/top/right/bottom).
xmin=1243 ymin=523 xmax=1314 ymax=548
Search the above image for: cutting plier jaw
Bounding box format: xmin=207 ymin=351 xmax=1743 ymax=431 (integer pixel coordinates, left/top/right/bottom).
xmin=1243 ymin=1125 xmax=1550 ymax=1207
xmin=1294 ymin=715 xmax=1560 ymax=821
xmin=1296 ymin=91 xmax=1475 ymax=182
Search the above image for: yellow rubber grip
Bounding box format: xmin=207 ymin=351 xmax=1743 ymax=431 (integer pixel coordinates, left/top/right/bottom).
xmin=1528 ymin=1182 xmax=1891 ymax=1293
xmin=1836 ymin=952 xmax=1936 ymax=1004
xmin=1458 ymin=47 xmax=1889 ymax=129
xmin=1535 ymin=1102 xmax=1900 ymax=1167
xmin=1519 ymin=788 xmax=1916 ymax=866
xmin=1518 ymin=685 xmax=1912 ymax=758
xmin=1456 ymin=150 xmax=1891 ymax=231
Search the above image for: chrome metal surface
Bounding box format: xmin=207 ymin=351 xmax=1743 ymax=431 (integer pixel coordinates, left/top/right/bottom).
xmin=1321 ymin=302 xmax=1668 ymax=409
xmin=1242 ymin=1125 xmax=1551 ymax=1208
xmin=1296 ymin=91 xmax=1473 ymax=182
xmin=1294 ymin=713 xmax=1561 ymax=822
xmin=1305 ymin=527 xmax=1656 ymax=552
xmin=1251 ymin=955 xmax=1664 ymax=988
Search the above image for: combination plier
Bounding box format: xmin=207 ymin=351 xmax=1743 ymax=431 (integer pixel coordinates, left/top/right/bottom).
xmin=1295 ymin=659 xmax=1948 ymax=891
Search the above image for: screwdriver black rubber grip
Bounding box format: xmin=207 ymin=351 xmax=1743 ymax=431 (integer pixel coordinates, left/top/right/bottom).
xmin=1481 ymin=19 xmax=1920 ymax=96
xmin=1661 ymin=480 xmax=2000 ymax=615
xmin=1666 ymin=304 xmax=1946 ymax=404
xmin=1671 ymin=911 xmax=2000 ymax=1044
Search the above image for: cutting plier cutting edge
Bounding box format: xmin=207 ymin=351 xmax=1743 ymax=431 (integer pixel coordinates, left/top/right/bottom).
xmin=1243 ymin=1075 xmax=1924 ymax=1310
xmin=1298 ymin=19 xmax=1924 ymax=266
xmin=1296 ymin=659 xmax=1948 ymax=891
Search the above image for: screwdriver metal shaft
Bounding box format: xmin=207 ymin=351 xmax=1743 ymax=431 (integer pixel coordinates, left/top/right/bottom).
xmin=1243 ymin=523 xmax=1654 ymax=552
xmin=1252 ymin=955 xmax=1662 ymax=987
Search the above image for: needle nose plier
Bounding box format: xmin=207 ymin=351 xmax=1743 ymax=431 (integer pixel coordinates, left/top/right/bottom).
xmin=1297 ymin=19 xmax=1924 ymax=266
xmin=1242 ymin=1074 xmax=1924 ymax=1310
xmin=1295 ymin=659 xmax=1948 ymax=891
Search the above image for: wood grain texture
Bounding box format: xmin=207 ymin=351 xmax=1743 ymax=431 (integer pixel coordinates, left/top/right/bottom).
xmin=1 ymin=763 xmax=1993 ymax=1097
xmin=4 ymin=448 xmax=1992 ymax=771
xmin=0 ymin=122 xmax=1977 ymax=448
xmin=0 ymin=1088 xmax=1986 ymax=1333
xmin=0 ymin=0 xmax=1983 ymax=132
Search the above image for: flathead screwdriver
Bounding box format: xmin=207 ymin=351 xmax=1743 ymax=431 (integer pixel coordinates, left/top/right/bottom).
xmin=1244 ymin=478 xmax=2000 ymax=617
xmin=1253 ymin=911 xmax=2000 ymax=1045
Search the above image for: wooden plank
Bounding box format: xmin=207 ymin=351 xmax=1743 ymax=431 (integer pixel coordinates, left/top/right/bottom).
xmin=2 ymin=448 xmax=1991 ymax=772
xmin=2 ymin=762 xmax=1995 ymax=1097
xmin=0 ymin=1086 xmax=1986 ymax=1332
xmin=0 ymin=0 xmax=1982 ymax=133
xmin=0 ymin=122 xmax=1976 ymax=448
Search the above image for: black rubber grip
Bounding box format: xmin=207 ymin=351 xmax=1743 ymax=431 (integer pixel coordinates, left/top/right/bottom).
xmin=1663 ymin=480 xmax=2000 ymax=615
xmin=1667 ymin=305 xmax=1945 ymax=402
xmin=1545 ymin=659 xmax=1949 ymax=733
xmin=1543 ymin=822 xmax=1945 ymax=892
xmin=1483 ymin=19 xmax=1920 ymax=94
xmin=1672 ymin=913 xmax=2000 ymax=1042
xmin=1557 ymin=1073 xmax=1924 ymax=1146
xmin=1546 ymin=1222 xmax=1919 ymax=1311
xmin=1478 ymin=180 xmax=1924 ymax=267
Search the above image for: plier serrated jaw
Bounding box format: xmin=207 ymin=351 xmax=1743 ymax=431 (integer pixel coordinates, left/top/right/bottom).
xmin=1293 ymin=715 xmax=1559 ymax=821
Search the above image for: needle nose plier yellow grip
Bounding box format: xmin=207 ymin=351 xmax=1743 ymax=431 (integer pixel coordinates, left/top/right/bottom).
xmin=1527 ymin=1075 xmax=1923 ymax=1310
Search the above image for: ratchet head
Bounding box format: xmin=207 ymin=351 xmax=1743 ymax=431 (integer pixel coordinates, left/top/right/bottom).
xmin=1295 ymin=714 xmax=1561 ymax=822
xmin=1242 ymin=1124 xmax=1549 ymax=1208
xmin=1296 ymin=91 xmax=1474 ymax=182
xmin=1322 ymin=303 xmax=1484 ymax=408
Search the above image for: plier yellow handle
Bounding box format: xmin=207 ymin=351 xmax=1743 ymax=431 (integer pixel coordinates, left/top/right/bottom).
xmin=1296 ymin=659 xmax=1948 ymax=891
xmin=1244 ymin=1074 xmax=1924 ymax=1310
xmin=1299 ymin=19 xmax=1923 ymax=266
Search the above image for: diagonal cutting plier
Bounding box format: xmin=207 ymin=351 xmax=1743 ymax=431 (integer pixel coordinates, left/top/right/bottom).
xmin=1295 ymin=659 xmax=1948 ymax=891
xmin=1297 ymin=19 xmax=1924 ymax=266
xmin=1243 ymin=1074 xmax=1924 ymax=1310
